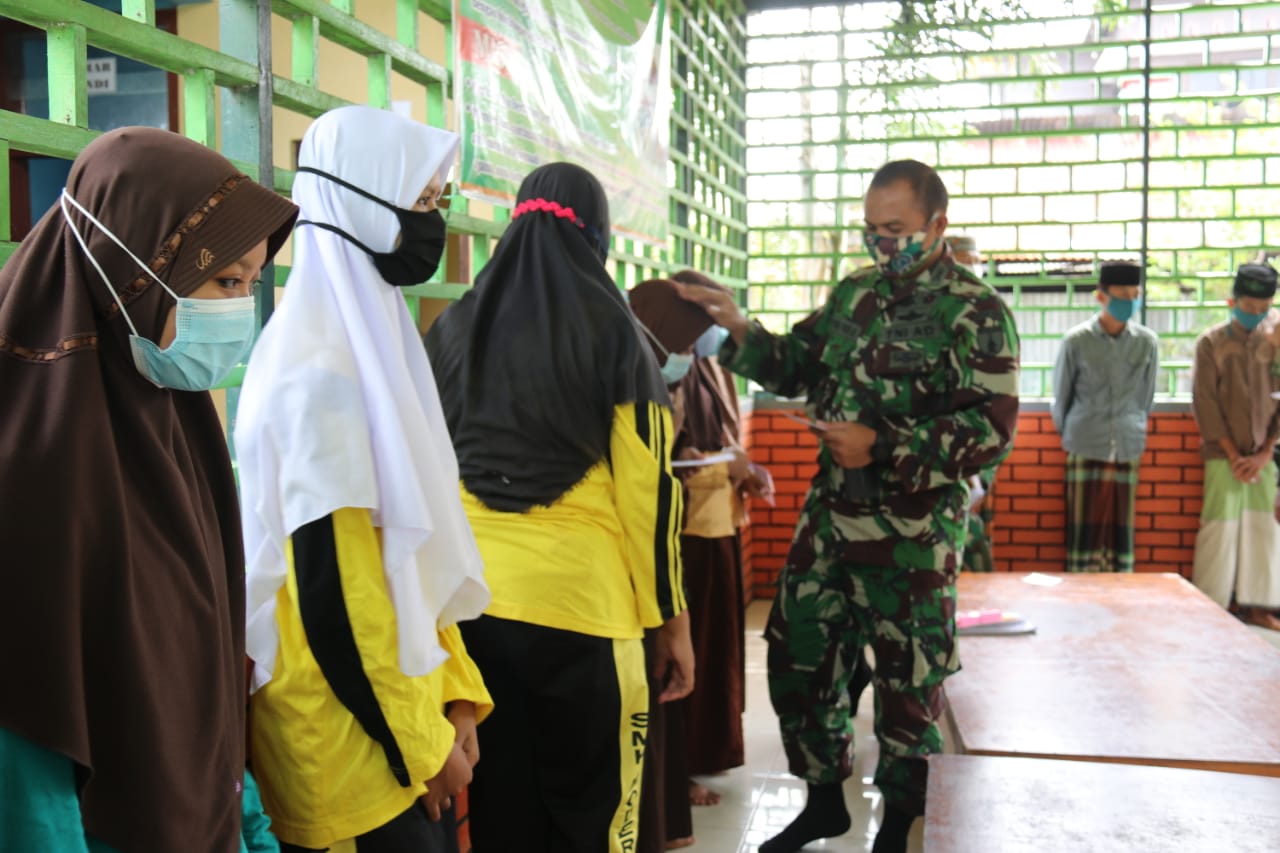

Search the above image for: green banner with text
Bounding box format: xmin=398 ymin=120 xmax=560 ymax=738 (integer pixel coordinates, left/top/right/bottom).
xmin=454 ymin=0 xmax=669 ymax=245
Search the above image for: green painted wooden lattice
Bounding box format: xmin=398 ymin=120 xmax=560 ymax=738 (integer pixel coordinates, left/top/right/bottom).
xmin=0 ymin=0 xmax=749 ymax=400
xmin=744 ymin=0 xmax=1280 ymax=399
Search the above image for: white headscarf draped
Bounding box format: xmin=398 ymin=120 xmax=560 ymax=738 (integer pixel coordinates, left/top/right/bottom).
xmin=237 ymin=105 xmax=489 ymax=692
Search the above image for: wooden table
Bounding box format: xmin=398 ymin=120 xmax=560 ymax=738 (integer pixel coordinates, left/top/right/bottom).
xmin=924 ymin=754 xmax=1280 ymax=853
xmin=943 ymin=572 xmax=1280 ymax=776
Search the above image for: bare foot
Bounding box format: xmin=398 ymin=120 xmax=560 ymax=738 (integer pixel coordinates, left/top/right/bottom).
xmin=689 ymin=781 xmax=721 ymax=806
xmin=665 ymin=838 xmax=695 ymax=850
xmin=1242 ymin=608 xmax=1280 ymax=631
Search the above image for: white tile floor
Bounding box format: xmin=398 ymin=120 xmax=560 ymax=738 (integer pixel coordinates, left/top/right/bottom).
xmin=685 ymin=601 xmax=924 ymax=853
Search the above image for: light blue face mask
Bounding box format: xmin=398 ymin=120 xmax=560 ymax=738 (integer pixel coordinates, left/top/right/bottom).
xmin=60 ymin=190 xmax=257 ymax=391
xmin=694 ymin=325 xmax=729 ymax=358
xmin=1105 ymin=295 xmax=1141 ymax=323
xmin=1232 ymin=305 xmax=1267 ymax=332
xmin=660 ymin=352 xmax=695 ymax=385
xmin=636 ymin=319 xmax=696 ymax=385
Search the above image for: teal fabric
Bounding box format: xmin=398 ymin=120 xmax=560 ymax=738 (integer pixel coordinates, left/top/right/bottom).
xmin=2 ymin=728 xmax=275 ymax=853
xmin=240 ymin=770 xmax=279 ymax=853
xmin=0 ymin=727 xmax=92 ymax=853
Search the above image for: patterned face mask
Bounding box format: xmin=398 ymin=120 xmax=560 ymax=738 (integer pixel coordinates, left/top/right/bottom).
xmin=863 ymin=213 xmax=940 ymax=278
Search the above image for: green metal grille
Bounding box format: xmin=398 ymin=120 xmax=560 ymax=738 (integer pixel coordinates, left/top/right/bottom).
xmin=744 ymin=0 xmax=1280 ymax=398
xmin=1 ymin=0 xmax=750 ymax=347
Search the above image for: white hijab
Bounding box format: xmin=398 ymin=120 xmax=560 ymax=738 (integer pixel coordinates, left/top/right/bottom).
xmin=237 ymin=105 xmax=489 ymax=692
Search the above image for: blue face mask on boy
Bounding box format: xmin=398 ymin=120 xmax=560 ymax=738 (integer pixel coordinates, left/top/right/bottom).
xmin=1232 ymin=305 xmax=1267 ymax=331
xmin=1105 ymin=295 xmax=1141 ymax=323
xmin=61 ymin=190 xmax=257 ymax=391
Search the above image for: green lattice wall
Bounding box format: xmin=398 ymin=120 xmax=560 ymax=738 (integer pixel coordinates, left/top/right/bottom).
xmin=744 ymin=0 xmax=1280 ymax=398
xmin=1 ymin=0 xmax=748 ymax=404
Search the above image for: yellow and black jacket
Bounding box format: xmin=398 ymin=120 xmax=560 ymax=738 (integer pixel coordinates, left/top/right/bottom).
xmin=249 ymin=507 xmax=492 ymax=849
xmin=462 ymin=401 xmax=686 ymax=638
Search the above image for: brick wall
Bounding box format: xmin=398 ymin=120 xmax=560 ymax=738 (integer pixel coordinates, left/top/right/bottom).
xmin=741 ymin=405 xmax=1205 ymax=598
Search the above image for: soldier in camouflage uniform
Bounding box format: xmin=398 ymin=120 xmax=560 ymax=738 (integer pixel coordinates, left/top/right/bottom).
xmin=680 ymin=160 xmax=1019 ymax=853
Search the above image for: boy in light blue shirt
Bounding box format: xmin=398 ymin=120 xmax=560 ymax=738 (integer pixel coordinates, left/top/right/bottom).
xmin=1052 ymin=261 xmax=1159 ymax=572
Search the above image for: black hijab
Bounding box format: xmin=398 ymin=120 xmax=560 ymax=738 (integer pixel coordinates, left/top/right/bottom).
xmin=426 ymin=163 xmax=668 ymax=511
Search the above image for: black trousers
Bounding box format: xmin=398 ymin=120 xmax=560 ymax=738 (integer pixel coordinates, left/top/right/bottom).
xmin=278 ymin=801 xmax=458 ymax=853
xmin=460 ymin=615 xmax=647 ymax=853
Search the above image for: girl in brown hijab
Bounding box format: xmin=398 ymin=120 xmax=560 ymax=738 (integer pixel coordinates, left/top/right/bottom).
xmin=0 ymin=127 xmax=296 ymax=853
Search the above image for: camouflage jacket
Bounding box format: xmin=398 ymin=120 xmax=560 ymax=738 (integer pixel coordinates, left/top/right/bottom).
xmin=721 ymin=251 xmax=1020 ymax=568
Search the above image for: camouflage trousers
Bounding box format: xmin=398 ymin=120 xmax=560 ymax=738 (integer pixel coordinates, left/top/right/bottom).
xmin=765 ymin=536 xmax=960 ymax=817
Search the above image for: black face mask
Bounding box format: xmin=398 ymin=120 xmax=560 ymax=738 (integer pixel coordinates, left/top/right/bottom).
xmin=295 ymin=166 xmax=447 ymax=287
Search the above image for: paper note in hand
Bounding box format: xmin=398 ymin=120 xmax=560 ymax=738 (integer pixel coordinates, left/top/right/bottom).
xmin=781 ymin=411 xmax=826 ymax=431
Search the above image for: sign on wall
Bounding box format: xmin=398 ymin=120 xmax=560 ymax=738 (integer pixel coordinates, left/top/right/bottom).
xmin=453 ymin=0 xmax=670 ymax=245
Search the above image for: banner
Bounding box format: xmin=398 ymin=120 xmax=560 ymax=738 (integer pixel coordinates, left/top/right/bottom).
xmin=454 ymin=0 xmax=670 ymax=245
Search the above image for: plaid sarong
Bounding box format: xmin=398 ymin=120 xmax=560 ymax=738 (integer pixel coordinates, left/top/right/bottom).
xmin=1065 ymin=453 xmax=1138 ymax=572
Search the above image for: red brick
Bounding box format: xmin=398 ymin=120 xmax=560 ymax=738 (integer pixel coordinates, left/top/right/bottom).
xmin=1184 ymin=467 xmax=1204 ymax=483
xmin=993 ymin=528 xmax=1012 ymax=544
xmin=1144 ymin=434 xmax=1184 ymax=450
xmin=1041 ymin=449 xmax=1067 ymax=467
xmin=1155 ymin=418 xmax=1199 ymax=434
xmin=994 ymin=497 xmax=1013 ymax=512
xmin=775 ymin=479 xmax=810 ymax=495
xmin=1016 ymin=434 xmax=1065 ymax=449
xmin=1036 ymin=545 xmax=1067 ymax=561
xmin=756 ymin=525 xmax=794 ymax=540
xmin=999 ymin=545 xmax=1040 ymax=559
xmin=770 ymin=541 xmax=793 ymax=555
xmin=1183 ymin=498 xmax=1202 ymax=515
xmin=1012 ymin=497 xmax=1063 ymax=513
xmin=1153 ymin=451 xmax=1205 ymax=468
xmin=1152 ymin=547 xmax=1194 ymax=563
xmin=796 ymin=464 xmax=820 ymax=480
xmin=1182 ymin=531 xmax=1200 ymax=547
xmin=1010 ymin=464 xmax=1064 ymax=482
xmin=749 ymin=447 xmax=772 ymax=464
xmin=1004 ymin=448 xmax=1040 ymax=466
xmin=1016 ymin=416 xmax=1042 ymax=433
xmin=1003 ymin=514 xmax=1043 ymax=529
xmin=1183 ymin=436 xmax=1204 ymax=451
xmin=1135 ymin=531 xmax=1182 ymax=547
xmin=1134 ymin=514 xmax=1154 ymax=529
xmin=770 ymin=510 xmax=800 ymax=526
xmin=1133 ymin=546 xmax=1152 ymax=562
xmin=1135 ymin=498 xmax=1182 ymax=515
xmin=755 ymin=432 xmax=797 ymax=447
xmin=772 ymin=448 xmax=818 ymax=464
xmin=771 ymin=414 xmax=810 ymax=432
xmin=1155 ymin=483 xmax=1204 ymax=497
xmin=1008 ymin=529 xmax=1062 ymax=545
xmin=1156 ymin=514 xmax=1201 ymax=531
xmin=1039 ymin=481 xmax=1066 ymax=497
xmin=767 ymin=465 xmax=797 ymax=480
xmin=1039 ymin=513 xmax=1066 ymax=529
xmin=997 ymin=481 xmax=1040 ymax=496
xmin=1143 ymin=468 xmax=1185 ymax=482
xmin=1135 ymin=483 xmax=1154 ymax=497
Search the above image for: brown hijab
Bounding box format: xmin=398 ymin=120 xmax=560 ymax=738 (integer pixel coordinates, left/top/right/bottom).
xmin=0 ymin=128 xmax=296 ymax=852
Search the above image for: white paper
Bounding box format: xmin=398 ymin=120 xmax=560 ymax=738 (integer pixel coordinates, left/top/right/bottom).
xmin=671 ymin=451 xmax=737 ymax=469
xmin=781 ymin=411 xmax=826 ymax=431
xmin=1023 ymin=572 xmax=1063 ymax=587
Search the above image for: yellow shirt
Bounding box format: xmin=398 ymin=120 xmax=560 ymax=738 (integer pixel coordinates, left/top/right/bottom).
xmin=461 ymin=400 xmax=686 ymax=638
xmin=250 ymin=507 xmax=492 ymax=849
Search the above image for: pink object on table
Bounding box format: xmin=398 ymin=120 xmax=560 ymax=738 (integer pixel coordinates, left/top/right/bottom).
xmin=956 ymin=608 xmax=1003 ymax=629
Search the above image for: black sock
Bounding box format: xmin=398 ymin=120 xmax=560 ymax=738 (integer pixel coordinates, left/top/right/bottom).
xmin=871 ymin=804 xmax=916 ymax=853
xmin=848 ymin=648 xmax=873 ymax=717
xmin=758 ymin=782 xmax=851 ymax=853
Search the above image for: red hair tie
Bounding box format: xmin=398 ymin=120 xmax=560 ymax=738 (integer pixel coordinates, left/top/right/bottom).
xmin=511 ymin=198 xmax=585 ymax=228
